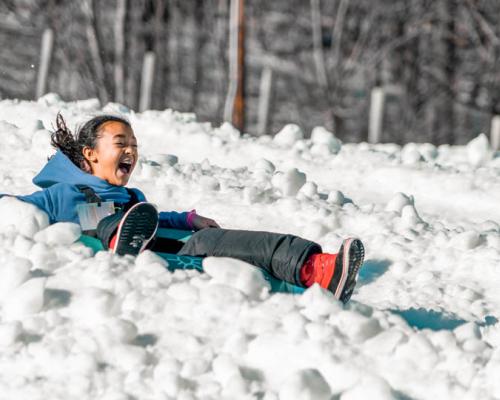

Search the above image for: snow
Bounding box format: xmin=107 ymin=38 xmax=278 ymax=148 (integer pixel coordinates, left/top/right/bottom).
xmin=0 ymin=95 xmax=499 ymax=399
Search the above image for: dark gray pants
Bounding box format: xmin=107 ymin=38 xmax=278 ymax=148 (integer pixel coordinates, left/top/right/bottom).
xmin=179 ymin=228 xmax=322 ymax=287
xmin=96 ymin=214 xmax=321 ymax=287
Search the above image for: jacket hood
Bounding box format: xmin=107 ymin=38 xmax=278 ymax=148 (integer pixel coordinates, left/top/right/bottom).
xmin=33 ymin=151 xmax=117 ymax=190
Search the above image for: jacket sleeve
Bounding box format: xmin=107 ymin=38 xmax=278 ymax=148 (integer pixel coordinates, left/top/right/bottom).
xmin=134 ymin=188 xmax=191 ymax=230
xmin=158 ymin=211 xmax=191 ymax=230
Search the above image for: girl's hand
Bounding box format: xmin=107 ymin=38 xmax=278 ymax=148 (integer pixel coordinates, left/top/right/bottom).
xmin=191 ymin=214 xmax=221 ymax=230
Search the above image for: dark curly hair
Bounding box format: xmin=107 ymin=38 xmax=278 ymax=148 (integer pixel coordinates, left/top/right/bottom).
xmin=50 ymin=113 xmax=131 ymax=171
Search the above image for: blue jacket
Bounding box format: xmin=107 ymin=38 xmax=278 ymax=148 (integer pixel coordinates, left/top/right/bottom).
xmin=13 ymin=151 xmax=190 ymax=229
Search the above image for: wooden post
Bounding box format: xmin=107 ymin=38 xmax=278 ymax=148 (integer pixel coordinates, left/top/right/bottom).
xmin=139 ymin=52 xmax=156 ymax=112
xmin=257 ymin=67 xmax=273 ymax=136
xmin=36 ymin=28 xmax=54 ymax=98
xmin=491 ymin=115 xmax=500 ymax=151
xmin=114 ymin=0 xmax=126 ymax=103
xmin=368 ymin=87 xmax=385 ymax=143
xmin=224 ymin=0 xmax=245 ymax=132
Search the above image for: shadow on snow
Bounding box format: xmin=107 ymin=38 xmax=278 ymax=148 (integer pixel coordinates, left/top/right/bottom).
xmin=357 ymin=258 xmax=391 ymax=285
xmin=391 ymin=308 xmax=499 ymax=331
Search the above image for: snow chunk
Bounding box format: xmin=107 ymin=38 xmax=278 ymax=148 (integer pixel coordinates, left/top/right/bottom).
xmin=70 ymin=288 xmax=119 ymax=323
xmin=181 ymin=358 xmax=210 ymax=377
xmin=2 ymin=278 xmax=46 ymax=319
xmin=102 ymin=102 xmax=131 ymax=114
xmin=480 ymin=220 xmax=499 ymax=233
xmin=98 ymin=318 xmax=139 ymax=344
xmin=0 ymin=197 xmax=49 ymax=238
xmin=390 ymin=261 xmax=411 ymax=276
xmin=254 ymin=158 xmax=276 ymax=174
xmin=203 ymin=257 xmax=270 ymax=299
xmin=385 ymin=192 xmax=413 ymax=214
xmin=299 ymin=285 xmax=341 ymax=319
xmin=298 ymin=182 xmax=318 ymax=199
xmin=71 ymin=98 xmax=101 ymax=111
xmin=213 ymin=354 xmax=242 ymax=386
xmin=217 ymin=122 xmax=241 ymax=142
xmin=451 ymin=231 xmax=481 ymax=249
xmin=302 ymin=222 xmax=329 ymax=241
xmin=419 ymin=143 xmax=438 ymax=161
xmin=37 ymin=92 xmax=62 ymax=105
xmin=135 ymin=250 xmax=169 ymax=275
xmin=454 ymin=322 xmax=481 ymax=342
xmin=467 ymin=133 xmax=492 ymax=167
xmin=154 ymin=357 xmax=183 ymax=397
xmin=274 ymin=124 xmax=304 ymax=147
xmin=199 ymin=175 xmax=220 ymax=191
xmin=0 ymin=321 xmax=22 ymax=347
xmin=109 ymin=344 xmax=148 ymax=370
xmin=336 ymin=310 xmax=382 ymax=342
xmin=149 ymin=153 xmax=178 ymax=166
xmin=341 ymin=375 xmax=396 ymax=400
xmin=400 ymin=204 xmax=424 ymax=227
xmin=31 ymin=129 xmax=53 ymax=154
xmin=363 ymin=329 xmax=408 ymax=356
xmin=401 ymin=143 xmax=423 ymax=164
xmin=0 ymin=255 xmax=32 ymax=301
xmin=272 ymin=168 xmax=307 ymax=196
xmin=34 ymin=222 xmax=81 ymax=246
xmin=279 ymin=369 xmax=331 ymax=400
xmin=0 ymin=120 xmax=18 ymax=135
xmin=311 ymin=126 xmax=342 ymax=155
xmin=327 ymin=190 xmax=345 ymax=205
xmin=167 ymin=282 xmax=199 ymax=302
xmin=282 ymin=311 xmax=308 ymax=340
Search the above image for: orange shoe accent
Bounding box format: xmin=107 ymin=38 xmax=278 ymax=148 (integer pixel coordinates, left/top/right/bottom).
xmin=318 ymin=253 xmax=337 ymax=288
xmin=300 ymin=253 xmax=338 ymax=288
xmin=300 ymin=255 xmax=316 ymax=286
xmin=109 ymin=234 xmax=117 ymax=250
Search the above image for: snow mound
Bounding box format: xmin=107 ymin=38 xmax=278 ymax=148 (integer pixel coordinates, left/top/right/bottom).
xmin=0 ymin=196 xmax=49 ymax=237
xmin=279 ymin=368 xmax=331 ymax=400
xmin=34 ymin=222 xmax=81 ymax=246
xmin=2 ymin=277 xmax=46 ymax=320
xmin=203 ymin=257 xmax=271 ymax=299
xmin=467 ymin=133 xmax=492 ymax=167
xmin=0 ymin=255 xmax=32 ymax=301
xmin=311 ymin=126 xmax=342 ymax=155
xmin=272 ymin=168 xmax=307 ymax=196
xmin=274 ymin=124 xmax=304 ymax=147
xmin=0 ymin=96 xmax=499 ymax=399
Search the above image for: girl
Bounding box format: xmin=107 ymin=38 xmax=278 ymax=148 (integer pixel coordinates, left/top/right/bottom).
xmin=13 ymin=114 xmax=364 ymax=303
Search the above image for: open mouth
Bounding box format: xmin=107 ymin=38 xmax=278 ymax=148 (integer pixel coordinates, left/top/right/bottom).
xmin=118 ymin=160 xmax=133 ymax=175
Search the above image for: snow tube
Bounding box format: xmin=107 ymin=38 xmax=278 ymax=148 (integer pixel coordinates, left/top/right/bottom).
xmin=79 ymin=228 xmax=305 ymax=294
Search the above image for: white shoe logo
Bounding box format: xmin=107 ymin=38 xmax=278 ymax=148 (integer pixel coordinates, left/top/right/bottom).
xmin=130 ymin=234 xmax=145 ymax=248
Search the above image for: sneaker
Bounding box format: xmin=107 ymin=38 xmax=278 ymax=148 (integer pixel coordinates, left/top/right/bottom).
xmin=301 ymin=238 xmax=365 ymax=303
xmin=113 ymin=202 xmax=159 ymax=256
xmin=333 ymin=238 xmax=365 ymax=303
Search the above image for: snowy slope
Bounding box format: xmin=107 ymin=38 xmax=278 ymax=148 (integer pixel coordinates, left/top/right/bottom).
xmin=0 ymin=94 xmax=499 ymax=399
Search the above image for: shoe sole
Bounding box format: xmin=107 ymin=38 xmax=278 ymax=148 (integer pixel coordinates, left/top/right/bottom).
xmin=113 ymin=202 xmax=159 ymax=256
xmin=334 ymin=238 xmax=365 ymax=303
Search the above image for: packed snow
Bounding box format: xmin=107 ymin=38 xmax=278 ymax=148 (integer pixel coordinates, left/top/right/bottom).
xmin=0 ymin=93 xmax=499 ymax=399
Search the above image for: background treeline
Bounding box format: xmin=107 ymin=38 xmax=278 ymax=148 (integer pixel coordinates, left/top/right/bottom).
xmin=1 ymin=0 xmax=500 ymax=145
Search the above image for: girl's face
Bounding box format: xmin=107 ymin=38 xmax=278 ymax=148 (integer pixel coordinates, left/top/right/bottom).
xmin=83 ymin=121 xmax=138 ymax=186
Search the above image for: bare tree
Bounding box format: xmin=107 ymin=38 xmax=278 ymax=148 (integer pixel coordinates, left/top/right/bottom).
xmin=81 ymin=0 xmax=110 ymax=104
xmin=114 ymin=0 xmax=127 ymax=104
